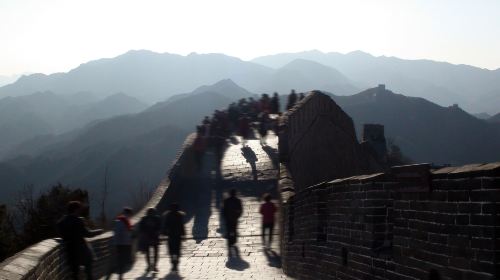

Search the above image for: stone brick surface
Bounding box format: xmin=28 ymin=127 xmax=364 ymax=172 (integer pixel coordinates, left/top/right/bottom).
xmin=103 ymin=133 xmax=292 ymax=279
xmin=279 ymin=162 xmax=500 ymax=280
xmin=278 ymin=91 xmax=380 ymax=192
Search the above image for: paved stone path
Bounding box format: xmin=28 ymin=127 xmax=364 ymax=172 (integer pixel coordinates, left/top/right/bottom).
xmin=104 ymin=132 xmax=293 ymax=279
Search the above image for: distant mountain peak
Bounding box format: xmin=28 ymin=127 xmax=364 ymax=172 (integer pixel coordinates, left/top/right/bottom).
xmin=192 ymin=79 xmax=250 ymax=96
xmin=212 ymin=78 xmax=238 ymax=86
xmin=346 ymin=50 xmax=373 ymax=57
xmin=122 ymin=49 xmax=157 ymax=56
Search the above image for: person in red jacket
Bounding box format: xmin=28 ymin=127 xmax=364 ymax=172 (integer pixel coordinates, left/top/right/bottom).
xmin=259 ymin=193 xmax=277 ymax=248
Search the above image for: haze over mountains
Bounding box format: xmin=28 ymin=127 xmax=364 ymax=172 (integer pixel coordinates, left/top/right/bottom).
xmin=254 ymin=50 xmax=500 ymax=114
xmin=330 ymin=86 xmax=500 ymax=164
xmin=0 ymin=80 xmax=253 ymax=215
xmin=2 ymin=50 xmax=499 ymax=114
xmin=0 ymin=91 xmax=147 ymax=159
xmin=0 ymin=50 xmax=499 ymax=216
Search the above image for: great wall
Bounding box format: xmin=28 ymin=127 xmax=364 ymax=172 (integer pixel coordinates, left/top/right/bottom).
xmin=1 ymin=91 xmax=499 ymax=280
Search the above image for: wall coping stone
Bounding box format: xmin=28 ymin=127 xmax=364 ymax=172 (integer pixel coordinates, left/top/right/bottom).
xmin=432 ymin=162 xmax=500 ymax=178
xmin=289 ymin=162 xmax=500 ymax=196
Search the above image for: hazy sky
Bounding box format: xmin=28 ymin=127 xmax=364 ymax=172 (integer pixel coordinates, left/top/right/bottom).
xmin=1 ymin=0 xmax=499 ymax=76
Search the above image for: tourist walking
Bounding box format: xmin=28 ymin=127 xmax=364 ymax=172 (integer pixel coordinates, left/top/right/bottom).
xmin=138 ymin=208 xmax=161 ymax=272
xmin=111 ymin=207 xmax=134 ymax=280
xmin=57 ymin=201 xmax=103 ymax=280
xmin=238 ymin=115 xmax=250 ymax=147
xmin=222 ymin=189 xmax=243 ymax=255
xmin=286 ymin=89 xmax=298 ymax=110
xmin=258 ymin=112 xmax=269 ymax=146
xmin=162 ymin=203 xmax=186 ymax=272
xmin=271 ymin=92 xmax=280 ymax=114
xmin=259 ymin=194 xmax=277 ymax=248
xmin=194 ymin=126 xmax=207 ymax=170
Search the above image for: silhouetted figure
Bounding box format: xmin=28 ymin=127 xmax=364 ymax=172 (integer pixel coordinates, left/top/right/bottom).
xmin=259 ymin=93 xmax=271 ymax=114
xmin=298 ymin=92 xmax=305 ymax=101
xmin=57 ymin=201 xmax=103 ymax=280
xmin=138 ymin=208 xmax=161 ymax=272
xmin=162 ymin=203 xmax=186 ymax=273
xmin=202 ymin=116 xmax=211 ymax=126
xmin=194 ymin=127 xmax=206 ymax=170
xmin=241 ymin=146 xmax=259 ymax=180
xmin=238 ymin=115 xmax=250 ymax=147
xmin=112 ymin=207 xmax=134 ymax=280
xmin=270 ymin=92 xmax=280 ymax=114
xmin=222 ymin=189 xmax=243 ymax=255
xmin=286 ymin=90 xmax=298 ymax=110
xmin=258 ymin=112 xmax=269 ymax=146
xmin=211 ymin=120 xmax=227 ymax=165
xmin=259 ymin=194 xmax=277 ymax=248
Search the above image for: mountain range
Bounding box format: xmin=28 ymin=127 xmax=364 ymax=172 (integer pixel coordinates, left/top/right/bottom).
xmin=0 ymin=92 xmax=147 ymax=159
xmin=330 ymin=87 xmax=500 ymax=164
xmin=1 ymin=79 xmax=499 ymax=216
xmin=0 ymin=80 xmax=253 ymax=215
xmin=489 ymin=113 xmax=500 ymax=123
xmin=253 ymin=50 xmax=500 ymax=114
xmin=1 ymin=50 xmax=499 ymax=216
xmin=1 ymin=50 xmax=499 ymax=114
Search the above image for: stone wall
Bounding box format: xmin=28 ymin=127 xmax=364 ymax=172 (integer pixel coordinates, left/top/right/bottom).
xmin=279 ymin=91 xmax=379 ymax=193
xmin=0 ymin=133 xmax=197 ymax=280
xmin=279 ymin=162 xmax=500 ymax=280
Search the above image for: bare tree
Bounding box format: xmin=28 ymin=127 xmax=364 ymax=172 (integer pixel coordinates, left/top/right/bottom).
xmin=13 ymin=185 xmax=36 ymax=228
xmin=128 ymin=180 xmax=154 ymax=212
xmin=99 ymin=163 xmax=110 ymax=228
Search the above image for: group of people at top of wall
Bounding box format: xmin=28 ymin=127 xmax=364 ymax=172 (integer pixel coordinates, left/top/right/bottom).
xmin=56 ymin=192 xmax=277 ymax=279
xmin=193 ymin=90 xmax=306 ymax=167
xmin=55 ymin=89 xmax=305 ymax=279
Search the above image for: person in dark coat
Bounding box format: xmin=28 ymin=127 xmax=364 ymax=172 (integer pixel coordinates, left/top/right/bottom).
xmin=222 ymin=189 xmax=243 ymax=255
xmin=194 ymin=126 xmax=207 ymax=170
xmin=258 ymin=112 xmax=269 ymax=146
xmin=162 ymin=203 xmax=186 ymax=272
xmin=270 ymin=92 xmax=280 ymax=114
xmin=286 ymin=89 xmax=298 ymax=111
xmin=238 ymin=115 xmax=250 ymax=147
xmin=259 ymin=193 xmax=277 ymax=248
xmin=138 ymin=208 xmax=161 ymax=272
xmin=57 ymin=201 xmax=103 ymax=280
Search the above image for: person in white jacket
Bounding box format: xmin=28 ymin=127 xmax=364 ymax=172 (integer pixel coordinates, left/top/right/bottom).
xmin=111 ymin=207 xmax=134 ymax=280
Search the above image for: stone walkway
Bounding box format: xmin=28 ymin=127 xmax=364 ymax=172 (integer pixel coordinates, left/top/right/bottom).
xmin=104 ymin=132 xmax=292 ymax=279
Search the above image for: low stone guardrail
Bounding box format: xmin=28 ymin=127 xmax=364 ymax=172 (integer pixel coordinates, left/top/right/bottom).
xmin=0 ymin=133 xmax=197 ymax=280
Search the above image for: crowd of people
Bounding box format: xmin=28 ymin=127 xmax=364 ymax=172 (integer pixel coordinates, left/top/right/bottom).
xmin=57 ymin=191 xmax=277 ymax=279
xmin=56 ymin=90 xmax=306 ymax=279
xmin=193 ymin=90 xmax=306 ymax=167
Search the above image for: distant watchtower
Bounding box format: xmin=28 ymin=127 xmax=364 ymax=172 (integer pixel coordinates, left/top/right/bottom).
xmin=378 ymin=84 xmax=386 ymax=93
xmin=362 ymin=124 xmax=387 ymax=160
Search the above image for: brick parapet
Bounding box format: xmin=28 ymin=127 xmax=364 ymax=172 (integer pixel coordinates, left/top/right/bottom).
xmin=0 ymin=133 xmax=197 ymax=280
xmin=278 ymin=91 xmax=379 ymax=193
xmin=280 ymin=162 xmax=500 ymax=280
